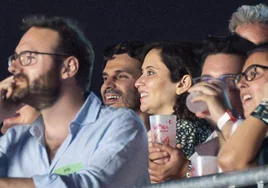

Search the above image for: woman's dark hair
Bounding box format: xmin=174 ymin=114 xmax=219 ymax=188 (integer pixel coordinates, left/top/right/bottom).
xmin=142 ymin=41 xmax=202 ymax=121
xmin=21 ymin=14 xmax=95 ymax=92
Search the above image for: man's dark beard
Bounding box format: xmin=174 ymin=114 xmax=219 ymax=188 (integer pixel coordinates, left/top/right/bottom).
xmin=121 ymin=88 xmax=141 ymax=112
xmin=104 ymin=87 xmax=141 ymax=111
xmin=9 ymin=68 xmax=61 ymax=111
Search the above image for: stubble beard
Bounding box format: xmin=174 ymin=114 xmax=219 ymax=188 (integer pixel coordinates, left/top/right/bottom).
xmin=121 ymin=88 xmax=141 ymax=112
xmin=9 ymin=68 xmax=61 ymax=111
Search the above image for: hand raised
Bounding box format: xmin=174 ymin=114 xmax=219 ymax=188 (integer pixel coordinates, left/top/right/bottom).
xmin=0 ymin=76 xmax=24 ymax=121
xmin=188 ymin=81 xmax=227 ymax=126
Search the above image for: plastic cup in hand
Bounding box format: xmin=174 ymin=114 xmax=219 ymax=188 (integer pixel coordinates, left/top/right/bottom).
xmin=186 ymin=80 xmax=228 ymax=114
xmin=191 ymin=156 xmax=219 ymax=176
xmin=186 ymin=91 xmax=208 ymax=113
xmin=149 ymin=115 xmax=177 ymax=147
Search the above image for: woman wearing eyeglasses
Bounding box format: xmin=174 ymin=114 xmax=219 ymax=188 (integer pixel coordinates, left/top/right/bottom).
xmin=218 ymin=45 xmax=268 ymax=171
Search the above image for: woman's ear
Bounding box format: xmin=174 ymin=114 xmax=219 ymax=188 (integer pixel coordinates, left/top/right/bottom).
xmin=61 ymin=56 xmax=79 ymax=79
xmin=176 ymin=75 xmax=192 ymax=95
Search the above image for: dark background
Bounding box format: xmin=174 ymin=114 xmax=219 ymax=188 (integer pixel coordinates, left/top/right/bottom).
xmin=0 ymin=0 xmax=265 ymax=97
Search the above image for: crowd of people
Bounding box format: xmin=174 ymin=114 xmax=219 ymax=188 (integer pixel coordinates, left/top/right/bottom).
xmin=0 ymin=3 xmax=267 ymax=188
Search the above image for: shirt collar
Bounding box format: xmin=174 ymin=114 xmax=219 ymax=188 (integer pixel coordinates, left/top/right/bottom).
xmin=29 ymin=116 xmax=45 ymax=143
xmin=29 ymin=92 xmax=102 ymax=139
xmin=71 ymin=92 xmax=101 ymax=125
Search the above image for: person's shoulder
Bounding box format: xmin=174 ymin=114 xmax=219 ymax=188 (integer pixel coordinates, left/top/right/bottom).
xmin=100 ymin=106 xmax=142 ymax=124
xmin=180 ymin=118 xmax=210 ymax=127
xmin=91 ymin=106 xmax=147 ymax=143
xmin=85 ymin=92 xmax=140 ymax=118
xmin=99 ymin=106 xmax=148 ymax=140
xmin=177 ymin=118 xmax=197 ymax=127
xmin=177 ymin=118 xmax=212 ymax=133
xmin=86 ymin=93 xmax=145 ymax=130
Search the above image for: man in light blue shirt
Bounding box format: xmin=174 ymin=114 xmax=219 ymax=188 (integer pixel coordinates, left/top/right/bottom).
xmin=0 ymin=15 xmax=149 ymax=187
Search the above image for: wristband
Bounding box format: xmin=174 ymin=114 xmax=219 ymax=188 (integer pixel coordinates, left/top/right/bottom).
xmin=217 ymin=109 xmax=237 ymax=131
xmin=226 ymin=109 xmax=238 ymax=121
xmin=251 ymin=101 xmax=268 ymax=125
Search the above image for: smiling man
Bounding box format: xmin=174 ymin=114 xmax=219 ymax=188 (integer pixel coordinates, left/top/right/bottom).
xmin=101 ymin=42 xmax=150 ymax=129
xmin=0 ymin=15 xmax=149 ymax=188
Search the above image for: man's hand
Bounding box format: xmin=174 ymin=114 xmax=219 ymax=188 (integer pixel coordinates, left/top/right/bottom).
xmin=2 ymin=105 xmax=40 ymax=134
xmin=0 ymin=76 xmax=15 ymax=99
xmin=0 ymin=76 xmax=23 ymax=121
xmin=148 ymin=143 xmax=189 ymax=183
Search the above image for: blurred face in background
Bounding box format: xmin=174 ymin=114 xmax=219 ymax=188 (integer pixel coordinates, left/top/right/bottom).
xmin=235 ymin=23 xmax=268 ymax=44
xmin=201 ymin=53 xmax=245 ymax=116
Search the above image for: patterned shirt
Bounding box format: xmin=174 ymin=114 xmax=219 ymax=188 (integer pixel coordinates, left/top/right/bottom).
xmin=176 ymin=119 xmax=212 ymax=158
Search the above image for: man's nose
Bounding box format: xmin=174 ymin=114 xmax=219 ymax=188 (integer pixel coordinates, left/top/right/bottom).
xmin=104 ymin=77 xmax=116 ymax=88
xmin=8 ymin=59 xmax=22 ymax=75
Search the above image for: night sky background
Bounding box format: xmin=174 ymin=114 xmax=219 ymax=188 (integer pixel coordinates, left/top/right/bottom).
xmin=0 ymin=0 xmax=266 ymax=97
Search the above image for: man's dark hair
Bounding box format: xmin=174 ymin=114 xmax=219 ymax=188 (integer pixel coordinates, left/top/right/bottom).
xmin=142 ymin=41 xmax=201 ymax=121
xmin=102 ymin=41 xmax=144 ymax=70
xmin=199 ymin=34 xmax=254 ymax=68
xmin=21 ymin=15 xmax=94 ymax=92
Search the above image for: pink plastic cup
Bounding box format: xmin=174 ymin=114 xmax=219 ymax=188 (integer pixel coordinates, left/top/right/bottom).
xmin=149 ymin=115 xmax=177 ymax=147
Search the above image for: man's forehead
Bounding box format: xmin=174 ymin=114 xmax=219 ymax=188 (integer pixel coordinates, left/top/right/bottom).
xmin=236 ymin=23 xmax=268 ymax=45
xmin=206 ymin=53 xmax=243 ymax=61
xmin=236 ymin=22 xmax=268 ymax=32
xmin=204 ymin=53 xmax=244 ymax=68
xmin=202 ymin=53 xmax=244 ymax=77
xmin=107 ymin=54 xmax=141 ymax=65
xmin=16 ymin=27 xmax=60 ymax=52
xmin=103 ymin=56 xmax=141 ymax=73
xmin=102 ymin=66 xmax=141 ymax=76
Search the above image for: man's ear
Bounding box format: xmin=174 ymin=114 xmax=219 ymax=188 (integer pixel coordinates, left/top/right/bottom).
xmin=61 ymin=56 xmax=79 ymax=79
xmin=176 ymin=75 xmax=192 ymax=95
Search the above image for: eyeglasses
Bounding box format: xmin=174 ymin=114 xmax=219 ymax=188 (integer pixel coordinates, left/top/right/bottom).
xmin=8 ymin=50 xmax=69 ymax=67
xmin=193 ymin=74 xmax=237 ymax=89
xmin=235 ymin=64 xmax=268 ymax=85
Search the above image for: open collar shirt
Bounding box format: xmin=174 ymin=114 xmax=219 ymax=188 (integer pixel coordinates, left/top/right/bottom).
xmin=0 ymin=92 xmax=149 ymax=188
